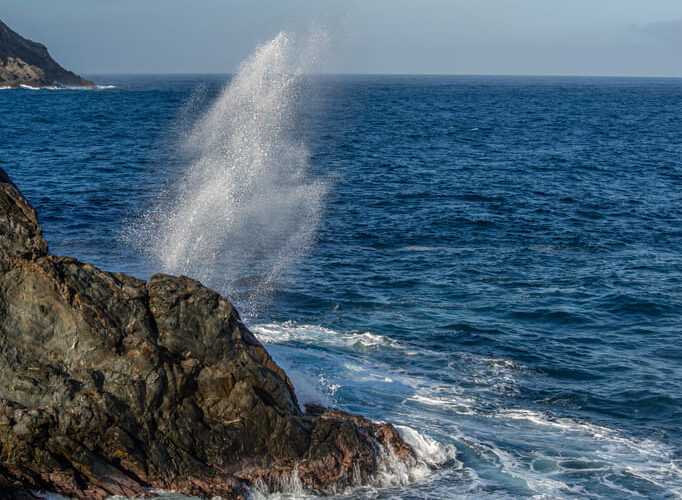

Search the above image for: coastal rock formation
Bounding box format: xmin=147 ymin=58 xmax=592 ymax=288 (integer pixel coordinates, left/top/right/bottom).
xmin=0 ymin=168 xmax=413 ymax=499
xmin=0 ymin=19 xmax=94 ymax=88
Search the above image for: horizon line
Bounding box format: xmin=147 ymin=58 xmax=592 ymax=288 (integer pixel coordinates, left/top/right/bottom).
xmin=82 ymin=71 xmax=682 ymax=80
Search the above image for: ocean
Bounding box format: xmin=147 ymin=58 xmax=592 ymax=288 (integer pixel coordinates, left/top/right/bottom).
xmin=2 ymin=52 xmax=682 ymax=498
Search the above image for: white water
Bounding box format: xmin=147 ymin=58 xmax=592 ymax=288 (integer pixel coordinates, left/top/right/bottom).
xmin=1 ymin=85 xmax=115 ymax=90
xmin=248 ymin=320 xmax=682 ymax=499
xmin=134 ymin=31 xmax=327 ymax=316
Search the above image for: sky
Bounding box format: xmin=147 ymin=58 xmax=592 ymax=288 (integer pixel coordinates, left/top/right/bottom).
xmin=2 ymin=0 xmax=682 ymax=77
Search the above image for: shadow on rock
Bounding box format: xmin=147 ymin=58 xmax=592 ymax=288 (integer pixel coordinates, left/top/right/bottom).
xmin=0 ymin=168 xmax=413 ymax=499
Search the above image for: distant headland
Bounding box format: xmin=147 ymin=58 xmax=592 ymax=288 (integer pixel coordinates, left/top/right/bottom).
xmin=0 ymin=19 xmax=94 ymax=88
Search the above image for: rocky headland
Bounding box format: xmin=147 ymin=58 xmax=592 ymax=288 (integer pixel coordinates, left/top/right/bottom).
xmin=0 ymin=168 xmax=414 ymax=499
xmin=0 ymin=19 xmax=94 ymax=88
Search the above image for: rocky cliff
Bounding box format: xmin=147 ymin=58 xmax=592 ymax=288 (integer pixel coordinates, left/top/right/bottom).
xmin=0 ymin=168 xmax=413 ymax=499
xmin=0 ymin=20 xmax=94 ymax=88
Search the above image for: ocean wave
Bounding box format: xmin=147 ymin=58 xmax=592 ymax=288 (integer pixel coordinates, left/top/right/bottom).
xmin=369 ymin=426 xmax=461 ymax=489
xmin=407 ymin=393 xmax=478 ymax=415
xmin=63 ymin=84 xmax=117 ymax=90
xmin=485 ymin=409 xmax=682 ymax=497
xmin=5 ymin=84 xmax=116 ymax=91
xmin=252 ymin=322 xmax=404 ymax=351
xmin=251 ymin=322 xmax=409 ymax=407
xmin=253 ymin=321 xmax=682 ymax=498
xmin=248 ymin=426 xmax=459 ymax=499
xmin=397 ymin=425 xmax=460 ymax=468
xmin=252 ymin=322 xmax=532 ymax=410
xmin=15 ymin=84 xmax=65 ymax=90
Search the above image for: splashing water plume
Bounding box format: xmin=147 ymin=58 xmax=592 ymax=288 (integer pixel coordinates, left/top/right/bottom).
xmin=139 ymin=32 xmax=327 ymax=316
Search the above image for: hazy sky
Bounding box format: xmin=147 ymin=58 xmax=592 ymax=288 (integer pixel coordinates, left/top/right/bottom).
xmin=3 ymin=0 xmax=682 ymax=76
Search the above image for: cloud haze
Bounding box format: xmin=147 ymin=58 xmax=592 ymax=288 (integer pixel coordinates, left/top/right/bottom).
xmin=2 ymin=0 xmax=681 ymax=76
xmin=641 ymin=18 xmax=682 ymax=44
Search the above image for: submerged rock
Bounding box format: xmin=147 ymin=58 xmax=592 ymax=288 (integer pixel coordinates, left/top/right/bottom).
xmin=0 ymin=168 xmax=413 ymax=499
xmin=0 ymin=19 xmax=95 ymax=88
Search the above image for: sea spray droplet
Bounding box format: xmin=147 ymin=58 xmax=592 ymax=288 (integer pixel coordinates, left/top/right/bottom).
xmin=136 ymin=32 xmax=327 ymax=317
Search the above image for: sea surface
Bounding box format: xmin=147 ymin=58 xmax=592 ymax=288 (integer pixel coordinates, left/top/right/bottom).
xmin=2 ymin=73 xmax=682 ymax=499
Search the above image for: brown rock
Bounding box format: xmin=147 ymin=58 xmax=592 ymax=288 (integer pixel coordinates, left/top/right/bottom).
xmin=0 ymin=167 xmax=414 ymax=499
xmin=0 ymin=19 xmax=95 ymax=88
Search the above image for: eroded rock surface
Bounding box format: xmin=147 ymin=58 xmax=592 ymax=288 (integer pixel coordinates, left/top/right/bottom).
xmin=0 ymin=19 xmax=94 ymax=88
xmin=0 ymin=168 xmax=413 ymax=499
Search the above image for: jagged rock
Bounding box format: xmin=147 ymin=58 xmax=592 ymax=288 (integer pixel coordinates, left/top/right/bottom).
xmin=0 ymin=19 xmax=94 ymax=88
xmin=0 ymin=168 xmax=413 ymax=499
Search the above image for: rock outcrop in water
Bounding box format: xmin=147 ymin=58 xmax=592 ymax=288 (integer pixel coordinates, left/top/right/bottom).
xmin=0 ymin=19 xmax=94 ymax=88
xmin=0 ymin=168 xmax=413 ymax=499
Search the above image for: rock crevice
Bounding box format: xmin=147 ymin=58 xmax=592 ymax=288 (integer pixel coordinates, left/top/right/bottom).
xmin=0 ymin=168 xmax=413 ymax=499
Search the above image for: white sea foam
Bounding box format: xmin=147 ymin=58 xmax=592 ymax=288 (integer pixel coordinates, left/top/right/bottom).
xmin=407 ymin=393 xmax=478 ymax=415
xmin=247 ymin=426 xmax=458 ymax=499
xmin=132 ymin=31 xmax=328 ymax=317
xmin=251 ymin=321 xmax=523 ymax=414
xmin=249 ymin=322 xmax=460 ymax=493
xmin=15 ymin=83 xmax=64 ymax=90
xmin=476 ymin=408 xmax=682 ymax=497
xmin=397 ymin=425 xmax=459 ymax=468
xmin=252 ymin=320 xmax=682 ymax=497
xmin=372 ymin=434 xmax=453 ymax=488
xmin=253 ymin=322 xmax=407 ymax=408
xmin=252 ymin=321 xmax=403 ymax=350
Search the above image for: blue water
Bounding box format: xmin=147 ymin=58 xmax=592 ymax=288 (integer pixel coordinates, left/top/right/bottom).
xmin=2 ymin=74 xmax=681 ymax=499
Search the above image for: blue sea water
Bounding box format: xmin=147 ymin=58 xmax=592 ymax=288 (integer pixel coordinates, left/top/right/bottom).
xmin=2 ymin=74 xmax=682 ymax=499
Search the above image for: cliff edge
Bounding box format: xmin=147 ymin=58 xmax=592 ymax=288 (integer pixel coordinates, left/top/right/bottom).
xmin=0 ymin=168 xmax=413 ymax=499
xmin=0 ymin=20 xmax=95 ymax=88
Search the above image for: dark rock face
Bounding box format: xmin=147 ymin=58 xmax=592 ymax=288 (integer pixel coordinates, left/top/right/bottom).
xmin=0 ymin=168 xmax=413 ymax=499
xmin=0 ymin=19 xmax=94 ymax=88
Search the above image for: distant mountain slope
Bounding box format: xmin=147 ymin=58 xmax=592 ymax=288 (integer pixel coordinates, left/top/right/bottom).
xmin=0 ymin=19 xmax=94 ymax=88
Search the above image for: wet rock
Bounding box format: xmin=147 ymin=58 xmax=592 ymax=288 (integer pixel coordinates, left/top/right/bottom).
xmin=0 ymin=167 xmax=413 ymax=499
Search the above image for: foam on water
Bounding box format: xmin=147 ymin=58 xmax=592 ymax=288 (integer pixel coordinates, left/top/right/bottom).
xmin=39 ymin=318 xmax=677 ymax=499
xmin=132 ymin=31 xmax=327 ymax=316
xmin=246 ymin=425 xmax=459 ymax=500
xmin=7 ymin=84 xmax=97 ymax=90
xmin=396 ymin=425 xmax=460 ymax=469
xmin=251 ymin=322 xmax=408 ymax=408
xmin=490 ymin=409 xmax=682 ymax=495
xmin=250 ymin=320 xmax=682 ymax=499
xmin=253 ymin=322 xmax=403 ymax=350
